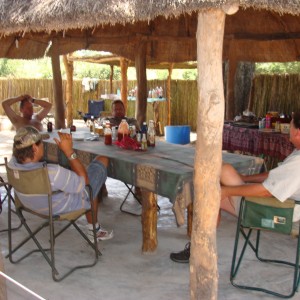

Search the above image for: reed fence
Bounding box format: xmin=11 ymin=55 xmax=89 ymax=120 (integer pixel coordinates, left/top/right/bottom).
xmin=0 ymin=74 xmax=299 ymax=132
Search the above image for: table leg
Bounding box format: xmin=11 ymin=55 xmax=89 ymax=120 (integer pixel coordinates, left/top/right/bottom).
xmin=187 ymin=202 xmax=193 ymax=237
xmin=141 ymin=189 xmax=157 ymax=252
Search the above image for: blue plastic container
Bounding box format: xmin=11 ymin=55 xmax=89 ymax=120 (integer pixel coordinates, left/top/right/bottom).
xmin=164 ymin=125 xmax=191 ymax=145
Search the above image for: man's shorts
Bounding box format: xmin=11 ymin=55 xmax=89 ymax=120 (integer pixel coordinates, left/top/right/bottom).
xmin=87 ymin=159 xmax=107 ymax=198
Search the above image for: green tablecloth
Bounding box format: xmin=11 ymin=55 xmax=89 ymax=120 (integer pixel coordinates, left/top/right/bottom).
xmin=43 ymin=132 xmax=264 ymax=225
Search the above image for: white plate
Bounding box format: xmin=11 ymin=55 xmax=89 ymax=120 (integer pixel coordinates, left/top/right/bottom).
xmin=72 ymin=132 xmax=86 ymax=140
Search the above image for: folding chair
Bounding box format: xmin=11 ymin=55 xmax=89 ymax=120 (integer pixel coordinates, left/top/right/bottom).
xmin=120 ymin=183 xmax=142 ymax=216
xmin=78 ymin=100 xmax=104 ymax=124
xmin=119 ymin=184 xmax=160 ymax=216
xmin=5 ymin=158 xmax=101 ymax=282
xmin=0 ymin=163 xmax=21 ymax=233
xmin=231 ymin=196 xmax=300 ymax=298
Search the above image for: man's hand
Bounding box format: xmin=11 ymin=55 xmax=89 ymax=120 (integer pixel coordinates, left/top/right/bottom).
xmin=53 ymin=132 xmax=73 ymax=158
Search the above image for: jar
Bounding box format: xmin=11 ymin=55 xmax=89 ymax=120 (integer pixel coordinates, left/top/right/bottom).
xmin=47 ymin=122 xmax=53 ymax=133
xmin=104 ymin=126 xmax=112 ymax=145
xmin=118 ymin=119 xmax=129 ymax=141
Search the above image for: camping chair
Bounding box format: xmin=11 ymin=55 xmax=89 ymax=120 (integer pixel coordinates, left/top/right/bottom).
xmin=0 ymin=162 xmax=21 ymax=233
xmin=5 ymin=158 xmax=101 ymax=282
xmin=119 ymin=184 xmax=160 ymax=216
xmin=78 ymin=100 xmax=104 ymax=125
xmin=230 ymin=196 xmax=300 ymax=298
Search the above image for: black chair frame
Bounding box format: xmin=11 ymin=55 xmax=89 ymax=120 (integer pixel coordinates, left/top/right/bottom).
xmin=5 ymin=159 xmax=101 ymax=282
xmin=231 ymin=196 xmax=300 ymax=298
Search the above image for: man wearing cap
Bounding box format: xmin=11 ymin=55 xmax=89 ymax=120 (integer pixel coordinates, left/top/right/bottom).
xmin=9 ymin=126 xmax=113 ymax=241
xmin=2 ymin=94 xmax=52 ymax=131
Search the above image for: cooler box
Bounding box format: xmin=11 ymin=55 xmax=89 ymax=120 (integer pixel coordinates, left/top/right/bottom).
xmin=165 ymin=125 xmax=190 ymax=145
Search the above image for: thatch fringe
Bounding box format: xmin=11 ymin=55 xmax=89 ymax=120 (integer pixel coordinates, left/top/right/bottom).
xmin=0 ymin=1 xmax=299 ymax=36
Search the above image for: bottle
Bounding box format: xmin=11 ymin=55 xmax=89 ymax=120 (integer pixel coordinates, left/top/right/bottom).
xmin=104 ymin=124 xmax=112 ymax=145
xmin=47 ymin=121 xmax=53 ymax=133
xmin=141 ymin=133 xmax=148 ymax=151
xmin=112 ymin=126 xmax=118 ymax=141
xmin=147 ymin=120 xmax=155 ymax=147
xmin=141 ymin=122 xmax=148 ymax=140
xmin=118 ymin=119 xmax=129 ymax=141
xmin=90 ymin=116 xmax=95 ymax=133
xmin=136 ymin=130 xmax=142 ymax=143
xmin=265 ymin=113 xmax=271 ymax=129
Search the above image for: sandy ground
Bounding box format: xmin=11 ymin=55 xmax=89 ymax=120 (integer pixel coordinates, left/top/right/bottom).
xmin=0 ymin=117 xmax=299 ymax=300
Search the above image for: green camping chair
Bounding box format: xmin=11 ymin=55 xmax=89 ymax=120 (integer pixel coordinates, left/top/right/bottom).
xmin=231 ymin=196 xmax=300 ymax=298
xmin=5 ymin=158 xmax=101 ymax=282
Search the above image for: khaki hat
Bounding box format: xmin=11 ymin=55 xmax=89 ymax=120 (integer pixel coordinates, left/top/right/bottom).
xmin=14 ymin=126 xmax=49 ymax=149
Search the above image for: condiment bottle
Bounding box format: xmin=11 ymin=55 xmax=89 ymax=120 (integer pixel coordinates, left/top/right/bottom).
xmin=47 ymin=121 xmax=53 ymax=133
xmin=104 ymin=123 xmax=112 ymax=145
xmin=147 ymin=120 xmax=155 ymax=147
xmin=141 ymin=133 xmax=148 ymax=151
xmin=265 ymin=113 xmax=271 ymax=129
xmin=118 ymin=119 xmax=129 ymax=141
xmin=112 ymin=126 xmax=118 ymax=141
xmin=90 ymin=116 xmax=95 ymax=133
xmin=141 ymin=121 xmax=148 ymax=140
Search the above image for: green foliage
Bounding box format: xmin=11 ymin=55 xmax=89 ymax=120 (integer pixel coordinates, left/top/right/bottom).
xmin=255 ymin=62 xmax=300 ymax=74
xmin=182 ymin=69 xmax=198 ymax=80
xmin=0 ymin=58 xmax=17 ymax=77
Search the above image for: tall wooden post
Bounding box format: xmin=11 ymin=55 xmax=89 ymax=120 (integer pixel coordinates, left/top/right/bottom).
xmin=51 ymin=38 xmax=65 ymax=129
xmin=225 ymin=51 xmax=238 ymax=120
xmin=63 ymin=54 xmax=74 ymax=127
xmin=120 ymin=57 xmax=129 ymax=112
xmin=110 ymin=65 xmax=114 ymax=94
xmin=191 ymin=4 xmax=238 ymax=298
xmin=135 ymin=41 xmax=147 ymax=127
xmin=167 ymin=63 xmax=173 ymax=125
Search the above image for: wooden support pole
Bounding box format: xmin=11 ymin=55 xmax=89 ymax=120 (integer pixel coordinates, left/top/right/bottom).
xmin=110 ymin=65 xmax=114 ymax=94
xmin=225 ymin=54 xmax=238 ymax=120
xmin=120 ymin=57 xmax=129 ymax=112
xmin=63 ymin=54 xmax=74 ymax=127
xmin=51 ymin=38 xmax=65 ymax=129
xmin=190 ymin=9 xmax=226 ymax=300
xmin=167 ymin=64 xmax=173 ymax=125
xmin=141 ymin=189 xmax=157 ymax=252
xmin=135 ymin=41 xmax=148 ymax=127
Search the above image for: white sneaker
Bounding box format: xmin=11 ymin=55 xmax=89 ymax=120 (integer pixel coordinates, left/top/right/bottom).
xmin=88 ymin=225 xmax=114 ymax=241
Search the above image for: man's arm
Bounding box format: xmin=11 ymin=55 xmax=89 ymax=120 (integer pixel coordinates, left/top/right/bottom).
xmin=34 ymin=99 xmax=52 ymax=121
xmin=1 ymin=95 xmax=24 ymax=124
xmin=222 ymin=183 xmax=272 ymax=199
xmin=240 ymin=171 xmax=269 ymax=183
xmin=54 ymin=132 xmax=89 ymax=184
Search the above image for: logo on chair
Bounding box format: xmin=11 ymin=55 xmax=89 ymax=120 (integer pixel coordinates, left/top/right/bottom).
xmin=273 ymin=216 xmax=286 ymax=225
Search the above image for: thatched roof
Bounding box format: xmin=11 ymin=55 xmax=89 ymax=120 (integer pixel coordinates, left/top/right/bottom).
xmin=0 ymin=1 xmax=299 ymax=63
xmin=0 ymin=1 xmax=299 ymax=35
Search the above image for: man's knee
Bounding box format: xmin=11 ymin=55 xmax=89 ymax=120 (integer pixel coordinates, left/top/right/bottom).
xmin=95 ymin=156 xmax=109 ymax=167
xmin=221 ymin=163 xmax=243 ymax=185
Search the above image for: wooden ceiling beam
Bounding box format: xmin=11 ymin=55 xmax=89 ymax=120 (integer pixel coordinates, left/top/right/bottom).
xmin=225 ymin=32 xmax=300 ymax=41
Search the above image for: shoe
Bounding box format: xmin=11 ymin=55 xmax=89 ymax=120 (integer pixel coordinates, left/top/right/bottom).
xmin=170 ymin=242 xmax=190 ymax=263
xmin=88 ymin=225 xmax=114 ymax=241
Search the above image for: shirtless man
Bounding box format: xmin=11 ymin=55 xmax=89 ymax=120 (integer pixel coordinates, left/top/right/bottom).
xmin=2 ymin=94 xmax=52 ymax=131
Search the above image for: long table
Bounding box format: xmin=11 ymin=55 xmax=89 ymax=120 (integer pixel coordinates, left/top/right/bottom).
xmin=43 ymin=131 xmax=264 ymax=252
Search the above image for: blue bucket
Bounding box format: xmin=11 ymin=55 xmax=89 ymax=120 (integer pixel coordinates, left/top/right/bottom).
xmin=164 ymin=125 xmax=191 ymax=145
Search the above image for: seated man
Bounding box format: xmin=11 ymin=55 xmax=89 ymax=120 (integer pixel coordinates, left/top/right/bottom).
xmin=100 ymin=99 xmax=140 ymax=130
xmin=9 ymin=126 xmax=113 ymax=241
xmin=2 ymin=94 xmax=52 ymax=131
xmin=170 ymin=112 xmax=300 ymax=263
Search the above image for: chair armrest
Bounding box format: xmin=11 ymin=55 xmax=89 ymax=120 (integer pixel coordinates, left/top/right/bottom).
xmin=244 ymin=196 xmax=295 ymax=209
